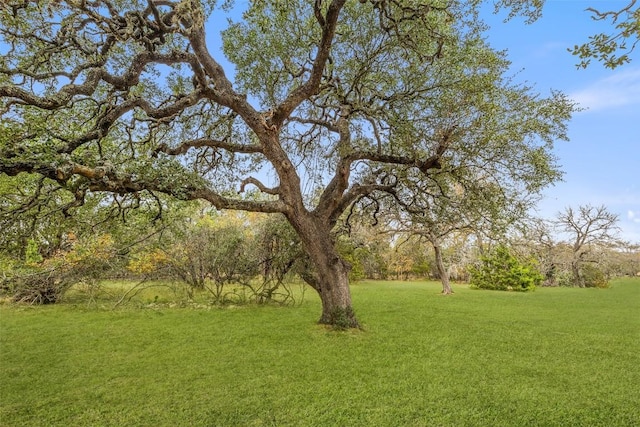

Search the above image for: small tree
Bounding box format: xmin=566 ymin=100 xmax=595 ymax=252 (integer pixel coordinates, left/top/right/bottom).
xmin=554 ymin=205 xmax=620 ymax=288
xmin=382 ymin=167 xmax=538 ymax=294
xmin=167 ymin=215 xmax=258 ymax=302
xmin=469 ymin=245 xmax=541 ymax=292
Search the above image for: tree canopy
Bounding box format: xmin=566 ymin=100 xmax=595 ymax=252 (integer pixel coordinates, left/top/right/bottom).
xmin=1 ymin=0 xmax=575 ymax=327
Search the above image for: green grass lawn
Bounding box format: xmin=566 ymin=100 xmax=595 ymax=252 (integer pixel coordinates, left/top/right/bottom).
xmin=1 ymin=278 xmax=639 ymax=426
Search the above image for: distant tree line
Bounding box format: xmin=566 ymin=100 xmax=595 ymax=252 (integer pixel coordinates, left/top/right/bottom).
xmin=1 ymin=172 xmax=637 ymax=305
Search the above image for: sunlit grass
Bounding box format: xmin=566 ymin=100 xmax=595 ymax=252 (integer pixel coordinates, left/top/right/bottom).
xmin=1 ymin=278 xmax=639 ymax=426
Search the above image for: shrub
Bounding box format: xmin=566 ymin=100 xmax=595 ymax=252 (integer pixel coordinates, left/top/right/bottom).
xmin=251 ymin=217 xmax=302 ymax=304
xmin=555 ymin=270 xmax=574 ymax=287
xmin=581 ymin=264 xmax=609 ymax=288
xmin=127 ymin=249 xmax=170 ymax=277
xmin=469 ymin=245 xmax=542 ymax=292
xmin=165 ymin=218 xmax=260 ymax=301
xmin=5 ymin=234 xmax=117 ymax=304
xmin=24 ymin=239 xmax=43 ymax=265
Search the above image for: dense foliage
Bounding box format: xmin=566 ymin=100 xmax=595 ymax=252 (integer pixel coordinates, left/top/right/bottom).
xmin=469 ymin=245 xmax=542 ymax=292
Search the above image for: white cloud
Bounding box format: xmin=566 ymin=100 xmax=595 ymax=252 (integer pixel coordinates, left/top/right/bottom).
xmin=629 ymin=210 xmax=640 ymax=224
xmin=570 ymin=68 xmax=640 ymax=112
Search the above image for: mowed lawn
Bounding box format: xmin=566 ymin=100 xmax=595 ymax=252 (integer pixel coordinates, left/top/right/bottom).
xmin=1 ymin=278 xmax=639 ymax=426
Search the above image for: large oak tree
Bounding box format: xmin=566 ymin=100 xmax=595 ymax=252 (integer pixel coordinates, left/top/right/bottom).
xmin=1 ymin=0 xmax=574 ymax=327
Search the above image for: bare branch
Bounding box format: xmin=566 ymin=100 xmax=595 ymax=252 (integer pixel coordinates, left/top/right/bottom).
xmin=288 ymin=116 xmax=340 ymax=134
xmin=239 ymin=177 xmax=280 ymax=196
xmin=327 ymin=182 xmax=395 ymax=225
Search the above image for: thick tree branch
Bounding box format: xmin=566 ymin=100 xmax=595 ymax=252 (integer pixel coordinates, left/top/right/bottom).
xmin=154 ymin=138 xmax=263 ymax=156
xmin=191 ymin=188 xmax=286 ymax=214
xmin=314 ymin=124 xmax=455 ymax=223
xmin=348 ymin=125 xmax=455 ymax=173
xmin=0 ymin=157 xmax=286 ymax=214
xmin=1 ymin=51 xmax=204 ymax=112
xmin=347 ymin=151 xmax=443 ymax=173
xmin=315 ymin=113 xmax=352 ymax=219
xmin=274 ymin=0 xmax=347 ymax=124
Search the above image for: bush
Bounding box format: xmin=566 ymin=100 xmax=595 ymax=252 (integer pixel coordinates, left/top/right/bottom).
xmin=165 ymin=218 xmax=259 ymax=301
xmin=469 ymin=245 xmax=541 ymax=292
xmin=581 ymin=264 xmax=609 ymax=288
xmin=251 ymin=217 xmax=302 ymax=304
xmin=554 ymin=270 xmax=574 ymax=287
xmin=4 ymin=234 xmax=117 ymax=304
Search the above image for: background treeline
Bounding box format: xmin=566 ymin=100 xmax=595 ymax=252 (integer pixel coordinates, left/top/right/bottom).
xmin=1 ymin=175 xmax=639 ymax=305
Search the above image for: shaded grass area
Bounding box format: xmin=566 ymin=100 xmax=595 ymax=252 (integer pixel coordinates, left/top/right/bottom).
xmin=1 ymin=278 xmax=639 ymax=426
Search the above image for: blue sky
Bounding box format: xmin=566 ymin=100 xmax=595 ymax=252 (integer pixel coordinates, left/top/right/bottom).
xmin=481 ymin=1 xmax=640 ymax=243
xmin=206 ymin=1 xmax=640 ymax=243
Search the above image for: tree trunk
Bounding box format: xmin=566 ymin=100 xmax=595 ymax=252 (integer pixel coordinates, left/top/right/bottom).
xmin=571 ymin=261 xmax=585 ymax=288
xmin=434 ymin=244 xmax=453 ymax=295
xmin=315 ymin=257 xmax=357 ymax=327
xmin=290 ymin=213 xmax=359 ymax=329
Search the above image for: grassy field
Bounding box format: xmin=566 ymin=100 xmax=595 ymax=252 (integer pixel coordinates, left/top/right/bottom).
xmin=1 ymin=278 xmax=639 ymax=426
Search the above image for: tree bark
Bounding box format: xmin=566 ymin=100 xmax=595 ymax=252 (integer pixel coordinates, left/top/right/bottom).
xmin=290 ymin=213 xmax=359 ymax=329
xmin=571 ymin=261 xmax=585 ymax=288
xmin=434 ymin=243 xmax=453 ymax=295
xmin=314 ymin=255 xmax=357 ymax=327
